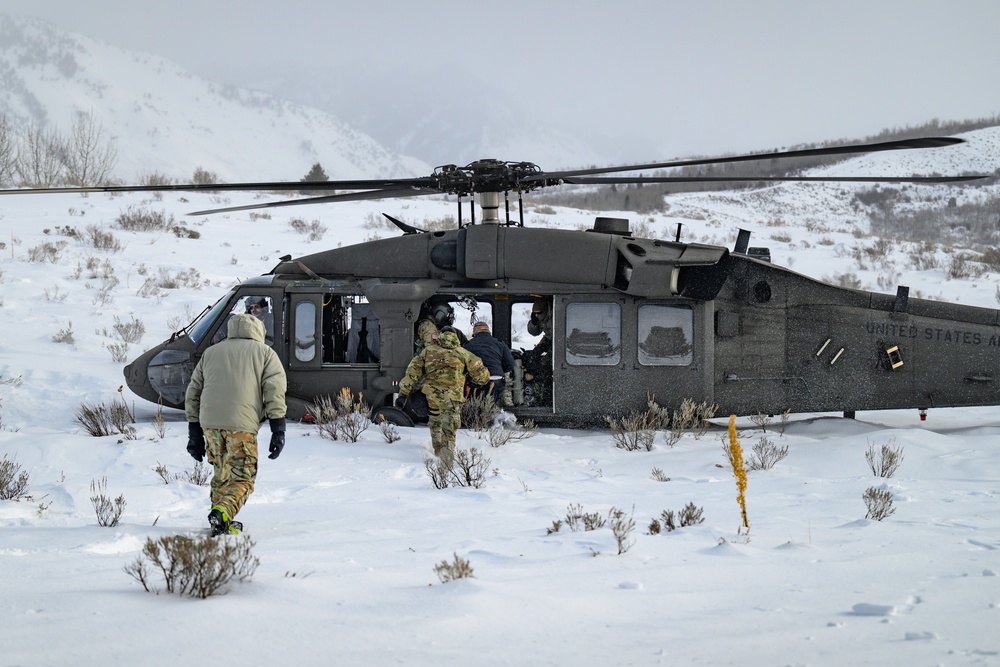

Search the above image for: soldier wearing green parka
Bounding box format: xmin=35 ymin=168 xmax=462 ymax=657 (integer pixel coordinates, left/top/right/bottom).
xmin=397 ymin=327 xmax=489 ymax=458
xmin=185 ymin=313 xmax=287 ymax=536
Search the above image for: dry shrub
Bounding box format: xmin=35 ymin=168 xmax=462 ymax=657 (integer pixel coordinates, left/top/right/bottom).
xmin=0 ymin=453 xmax=30 ymax=500
xmin=665 ymin=398 xmax=718 ymax=445
xmin=563 ymin=502 xmax=606 ymax=532
xmin=105 ymin=341 xmax=129 ymax=362
xmin=865 ymin=438 xmax=904 ymax=477
xmin=84 ymin=225 xmax=123 ymax=252
xmin=434 ymin=553 xmax=474 ymax=583
xmin=116 ymin=205 xmax=174 ymax=232
xmin=747 ymin=437 xmax=789 ymax=471
xmin=112 ymin=314 xmax=145 ymax=343
xmin=461 ymin=391 xmax=499 ymax=435
xmin=75 ymin=400 xmax=136 ymax=439
xmin=310 ymin=388 xmax=372 ymax=442
xmin=90 ymin=476 xmax=126 ymax=527
xmin=648 ymin=502 xmax=705 ymax=534
xmin=606 ymin=413 xmax=655 ymax=451
xmin=863 ymin=486 xmax=896 ymax=521
xmin=154 ymin=461 xmax=210 ymax=486
xmin=123 ymin=533 xmax=259 ymax=598
xmin=376 ymin=416 xmax=401 ymax=443
xmin=486 ymin=419 xmax=537 ymax=448
xmin=609 ymin=505 xmax=636 ymax=555
xmin=424 ymin=447 xmax=492 ymax=489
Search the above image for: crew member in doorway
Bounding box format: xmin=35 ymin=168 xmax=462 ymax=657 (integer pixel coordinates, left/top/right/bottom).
xmin=396 ymin=326 xmax=489 ymax=459
xmin=463 ymin=316 xmax=515 ymax=405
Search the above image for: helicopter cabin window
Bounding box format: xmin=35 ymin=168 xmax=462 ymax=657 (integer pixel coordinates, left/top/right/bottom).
xmin=293 ymin=301 xmax=317 ymax=362
xmin=637 ymin=304 xmax=693 ymax=366
xmin=565 ymin=303 xmax=621 ymax=366
xmin=345 ymin=301 xmax=380 ymax=363
xmin=318 ymin=295 xmax=379 ymax=364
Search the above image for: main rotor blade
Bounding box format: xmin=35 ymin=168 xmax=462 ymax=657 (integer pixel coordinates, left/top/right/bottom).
xmin=0 ymin=178 xmax=437 ymax=197
xmin=560 ymin=174 xmax=988 ymax=185
xmin=529 ymin=137 xmax=968 ymax=180
xmin=186 ymin=187 xmax=441 ymax=216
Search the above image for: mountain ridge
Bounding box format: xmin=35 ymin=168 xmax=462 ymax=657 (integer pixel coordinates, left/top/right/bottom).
xmin=0 ymin=13 xmax=429 ymax=183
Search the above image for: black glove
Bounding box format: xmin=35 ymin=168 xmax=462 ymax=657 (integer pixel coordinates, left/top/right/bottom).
xmin=186 ymin=422 xmax=205 ymax=462
xmin=268 ymin=418 xmax=286 ymax=460
xmin=394 ymin=394 xmax=408 ymax=409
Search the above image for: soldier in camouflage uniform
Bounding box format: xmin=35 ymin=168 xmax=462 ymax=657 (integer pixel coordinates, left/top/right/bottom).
xmin=185 ymin=313 xmax=287 ymax=536
xmin=397 ymin=326 xmax=489 ymax=458
xmin=415 ymin=297 xmax=457 ymax=352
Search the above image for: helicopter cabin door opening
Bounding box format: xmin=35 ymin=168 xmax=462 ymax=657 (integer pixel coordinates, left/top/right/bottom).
xmin=285 ymin=291 xmax=382 ymax=405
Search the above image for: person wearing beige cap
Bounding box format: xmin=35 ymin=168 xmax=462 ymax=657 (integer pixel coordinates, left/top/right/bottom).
xmin=462 ymin=316 xmax=515 ymax=404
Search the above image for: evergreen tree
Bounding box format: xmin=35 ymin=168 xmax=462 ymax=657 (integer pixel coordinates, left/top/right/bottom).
xmin=302 ymin=162 xmax=329 ymax=183
xmin=301 ymin=163 xmax=329 ymax=195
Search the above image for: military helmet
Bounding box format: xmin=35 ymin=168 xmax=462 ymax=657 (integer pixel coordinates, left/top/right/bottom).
xmin=246 ymin=297 xmax=267 ymax=313
xmin=428 ymin=300 xmax=455 ymax=326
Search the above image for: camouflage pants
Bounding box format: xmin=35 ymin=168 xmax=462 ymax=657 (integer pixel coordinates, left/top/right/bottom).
xmin=426 ymin=395 xmax=461 ymax=456
xmin=204 ymin=429 xmax=258 ymax=520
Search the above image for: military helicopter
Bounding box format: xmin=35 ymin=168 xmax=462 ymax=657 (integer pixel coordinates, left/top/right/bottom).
xmin=3 ymin=137 xmax=994 ymax=427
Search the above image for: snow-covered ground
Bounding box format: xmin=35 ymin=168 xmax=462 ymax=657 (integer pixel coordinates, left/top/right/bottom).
xmin=2 ymin=138 xmax=999 ymax=665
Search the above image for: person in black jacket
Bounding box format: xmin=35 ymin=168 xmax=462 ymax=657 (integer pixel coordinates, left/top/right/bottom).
xmin=462 ymin=317 xmax=515 ymax=404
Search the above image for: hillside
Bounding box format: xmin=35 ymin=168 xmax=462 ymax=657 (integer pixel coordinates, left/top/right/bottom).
xmin=0 ymin=14 xmax=429 ymax=182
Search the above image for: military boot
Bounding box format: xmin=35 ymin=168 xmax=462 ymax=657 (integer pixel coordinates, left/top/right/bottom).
xmin=208 ymin=507 xmax=230 ymax=537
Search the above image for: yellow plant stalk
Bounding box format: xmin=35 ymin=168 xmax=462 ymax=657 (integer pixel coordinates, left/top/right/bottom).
xmin=727 ymin=415 xmax=749 ymax=531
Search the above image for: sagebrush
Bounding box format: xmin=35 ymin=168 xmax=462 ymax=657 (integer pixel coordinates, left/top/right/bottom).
xmin=0 ymin=453 xmax=30 ymax=500
xmin=747 ymin=437 xmax=789 ymax=471
xmin=310 ymin=388 xmax=371 ymax=442
xmin=90 ymin=476 xmax=126 ymax=527
xmin=648 ymin=503 xmax=705 ymax=534
xmin=424 ymin=447 xmax=492 ymax=489
xmin=123 ymin=533 xmax=259 ymax=598
xmin=865 ymin=439 xmax=904 ymax=477
xmin=76 ymin=400 xmax=136 ymax=439
xmin=433 ymin=553 xmax=474 ymax=583
xmin=863 ymin=486 xmax=896 ymax=521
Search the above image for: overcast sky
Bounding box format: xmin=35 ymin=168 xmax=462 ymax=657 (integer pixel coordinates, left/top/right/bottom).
xmin=5 ymin=0 xmax=999 ymax=159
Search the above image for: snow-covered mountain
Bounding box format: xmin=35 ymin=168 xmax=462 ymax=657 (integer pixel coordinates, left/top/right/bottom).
xmin=0 ymin=14 xmax=429 ymax=182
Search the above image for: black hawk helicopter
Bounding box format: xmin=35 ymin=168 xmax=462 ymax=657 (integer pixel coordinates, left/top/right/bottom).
xmin=3 ymin=137 xmax=994 ymax=426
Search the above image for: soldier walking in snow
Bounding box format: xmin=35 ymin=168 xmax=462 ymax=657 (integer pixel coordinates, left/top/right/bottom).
xmin=396 ymin=326 xmax=489 ymax=459
xmin=185 ymin=312 xmax=287 ymax=536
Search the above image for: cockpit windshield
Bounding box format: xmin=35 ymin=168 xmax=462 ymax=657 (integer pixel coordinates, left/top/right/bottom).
xmin=187 ymin=290 xmax=236 ymax=344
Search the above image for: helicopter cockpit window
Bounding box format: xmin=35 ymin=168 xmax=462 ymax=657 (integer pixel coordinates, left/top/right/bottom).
xmin=637 ymin=304 xmax=693 ymax=366
xmin=565 ymin=303 xmax=621 ymax=366
xmin=211 ymin=295 xmax=275 ymax=346
xmin=187 ymin=289 xmax=236 ymax=344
